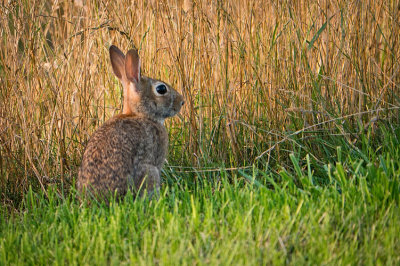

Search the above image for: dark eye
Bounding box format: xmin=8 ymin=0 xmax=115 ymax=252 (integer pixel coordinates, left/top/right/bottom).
xmin=155 ymin=84 xmax=168 ymax=95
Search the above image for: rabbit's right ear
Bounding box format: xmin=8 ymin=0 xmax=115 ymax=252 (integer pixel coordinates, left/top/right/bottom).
xmin=109 ymin=45 xmax=126 ymax=80
xmin=125 ymin=49 xmax=140 ymax=83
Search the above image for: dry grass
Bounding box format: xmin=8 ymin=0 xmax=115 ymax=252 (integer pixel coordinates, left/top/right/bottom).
xmin=1 ymin=0 xmax=399 ymax=201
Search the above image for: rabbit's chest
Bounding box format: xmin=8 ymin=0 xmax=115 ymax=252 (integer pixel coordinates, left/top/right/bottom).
xmin=119 ymin=119 xmax=168 ymax=166
xmin=145 ymin=124 xmax=168 ymax=165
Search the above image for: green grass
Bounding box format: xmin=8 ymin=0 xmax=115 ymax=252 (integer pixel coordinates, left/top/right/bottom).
xmin=1 ymin=126 xmax=399 ymax=265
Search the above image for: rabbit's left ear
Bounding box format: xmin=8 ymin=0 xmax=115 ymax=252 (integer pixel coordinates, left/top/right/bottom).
xmin=109 ymin=45 xmax=126 ymax=81
xmin=125 ymin=49 xmax=141 ymax=83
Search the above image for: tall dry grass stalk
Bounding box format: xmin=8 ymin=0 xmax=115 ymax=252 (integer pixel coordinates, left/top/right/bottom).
xmin=1 ymin=0 xmax=399 ymax=201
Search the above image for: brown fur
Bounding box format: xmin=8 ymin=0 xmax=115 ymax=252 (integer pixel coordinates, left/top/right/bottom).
xmin=77 ymin=45 xmax=184 ymax=200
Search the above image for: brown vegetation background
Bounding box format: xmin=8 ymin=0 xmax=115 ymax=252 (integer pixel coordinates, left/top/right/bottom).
xmin=1 ymin=0 xmax=399 ymax=201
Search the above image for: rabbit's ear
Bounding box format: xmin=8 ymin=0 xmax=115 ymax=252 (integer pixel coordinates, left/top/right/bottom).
xmin=109 ymin=45 xmax=126 ymax=80
xmin=125 ymin=49 xmax=140 ymax=83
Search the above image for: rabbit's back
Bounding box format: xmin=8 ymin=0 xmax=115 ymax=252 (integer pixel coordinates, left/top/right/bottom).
xmin=78 ymin=115 xmax=168 ymax=197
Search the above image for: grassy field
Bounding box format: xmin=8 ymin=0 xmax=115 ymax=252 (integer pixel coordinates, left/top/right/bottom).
xmin=1 ymin=0 xmax=400 ymax=264
xmin=1 ymin=139 xmax=400 ymax=264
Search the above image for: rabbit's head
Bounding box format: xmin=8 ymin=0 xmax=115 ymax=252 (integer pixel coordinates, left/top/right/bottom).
xmin=109 ymin=45 xmax=184 ymax=122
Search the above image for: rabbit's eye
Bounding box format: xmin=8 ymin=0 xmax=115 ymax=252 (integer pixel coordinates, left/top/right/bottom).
xmin=155 ymin=84 xmax=168 ymax=95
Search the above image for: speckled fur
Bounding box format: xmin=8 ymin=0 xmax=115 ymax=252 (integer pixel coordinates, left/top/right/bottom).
xmin=77 ymin=45 xmax=184 ymax=200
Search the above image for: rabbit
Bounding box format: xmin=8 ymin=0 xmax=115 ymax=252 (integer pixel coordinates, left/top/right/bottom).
xmin=77 ymin=45 xmax=184 ymax=200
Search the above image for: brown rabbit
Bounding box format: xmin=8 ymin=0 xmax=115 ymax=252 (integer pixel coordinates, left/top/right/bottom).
xmin=77 ymin=45 xmax=184 ymax=200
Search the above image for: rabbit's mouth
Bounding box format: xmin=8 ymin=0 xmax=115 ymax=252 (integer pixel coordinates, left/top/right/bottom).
xmin=171 ymin=100 xmax=184 ymax=116
xmin=152 ymin=109 xmax=178 ymax=121
xmin=164 ymin=110 xmax=179 ymax=118
xmin=170 ymin=105 xmax=184 ymax=117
